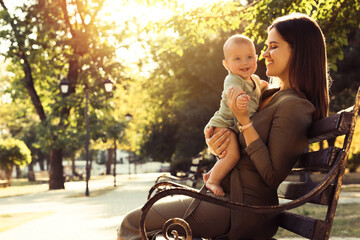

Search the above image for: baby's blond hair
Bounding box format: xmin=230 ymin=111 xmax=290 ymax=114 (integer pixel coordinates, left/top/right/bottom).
xmin=223 ymin=34 xmax=255 ymax=59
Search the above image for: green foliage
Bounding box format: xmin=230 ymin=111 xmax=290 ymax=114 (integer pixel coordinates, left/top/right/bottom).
xmin=149 ymin=0 xmax=360 ymax=69
xmin=0 ymin=0 xmax=133 ymax=162
xmin=139 ymin=31 xmax=227 ymax=162
xmin=0 ymin=138 xmax=31 ymax=171
xmin=138 ymin=0 xmax=360 ymax=169
xmin=1 ymin=0 xmax=360 ymax=173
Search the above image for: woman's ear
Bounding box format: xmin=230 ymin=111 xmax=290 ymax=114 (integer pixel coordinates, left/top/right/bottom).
xmin=222 ymin=59 xmax=229 ymax=71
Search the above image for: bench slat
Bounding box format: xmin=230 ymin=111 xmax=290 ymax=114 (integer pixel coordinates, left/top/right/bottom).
xmin=308 ymin=111 xmax=352 ymax=143
xmin=294 ymin=146 xmax=341 ymax=172
xmin=278 ymin=181 xmax=334 ymax=205
xmin=279 ymin=212 xmax=326 ymax=239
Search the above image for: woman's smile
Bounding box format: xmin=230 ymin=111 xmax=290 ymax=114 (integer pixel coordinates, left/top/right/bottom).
xmin=262 ymin=28 xmax=292 ymax=83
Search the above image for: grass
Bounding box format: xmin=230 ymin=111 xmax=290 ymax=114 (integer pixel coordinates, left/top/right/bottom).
xmin=274 ymin=202 xmax=360 ymax=238
xmin=0 ymin=211 xmax=54 ymax=232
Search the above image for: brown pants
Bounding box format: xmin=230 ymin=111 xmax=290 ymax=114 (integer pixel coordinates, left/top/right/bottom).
xmin=117 ymin=194 xmax=230 ymax=240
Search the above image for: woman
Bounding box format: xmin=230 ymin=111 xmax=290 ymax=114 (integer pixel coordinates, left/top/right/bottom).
xmin=117 ymin=13 xmax=330 ymax=240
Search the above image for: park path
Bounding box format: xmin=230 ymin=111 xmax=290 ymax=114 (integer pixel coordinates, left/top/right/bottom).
xmin=0 ymin=173 xmax=359 ymax=240
xmin=0 ymin=174 xmax=156 ymax=240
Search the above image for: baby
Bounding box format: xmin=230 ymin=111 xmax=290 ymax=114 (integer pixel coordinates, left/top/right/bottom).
xmin=204 ymin=34 xmax=268 ymax=196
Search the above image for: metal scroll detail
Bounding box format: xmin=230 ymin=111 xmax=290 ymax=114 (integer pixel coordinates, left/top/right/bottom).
xmin=162 ymin=218 xmax=192 ymax=240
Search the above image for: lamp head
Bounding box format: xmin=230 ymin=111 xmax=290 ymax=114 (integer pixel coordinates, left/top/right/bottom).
xmin=60 ymin=78 xmax=70 ymax=94
xmin=104 ymin=78 xmax=114 ymax=93
xmin=125 ymin=113 xmax=133 ymax=122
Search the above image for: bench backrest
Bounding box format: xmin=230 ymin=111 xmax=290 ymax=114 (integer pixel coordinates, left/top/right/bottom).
xmin=186 ymin=156 xmax=203 ymax=188
xmin=277 ymin=87 xmax=360 ymax=239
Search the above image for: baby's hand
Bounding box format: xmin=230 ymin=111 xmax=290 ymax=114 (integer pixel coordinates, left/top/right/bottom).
xmin=235 ymin=94 xmax=250 ymax=110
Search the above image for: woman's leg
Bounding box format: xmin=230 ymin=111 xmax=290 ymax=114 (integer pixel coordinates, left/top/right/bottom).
xmin=117 ymin=194 xmax=230 ymax=240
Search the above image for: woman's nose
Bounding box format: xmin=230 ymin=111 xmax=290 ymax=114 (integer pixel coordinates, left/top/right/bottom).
xmin=262 ymin=49 xmax=270 ymax=58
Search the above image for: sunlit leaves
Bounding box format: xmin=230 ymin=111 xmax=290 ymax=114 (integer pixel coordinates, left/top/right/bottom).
xmin=144 ymin=0 xmax=360 ymax=71
xmin=0 ymin=138 xmax=32 ymax=170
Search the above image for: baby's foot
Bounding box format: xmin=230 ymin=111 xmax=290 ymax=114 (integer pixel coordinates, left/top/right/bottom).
xmin=206 ymin=181 xmax=225 ymax=197
xmin=203 ymin=172 xmax=210 ymax=182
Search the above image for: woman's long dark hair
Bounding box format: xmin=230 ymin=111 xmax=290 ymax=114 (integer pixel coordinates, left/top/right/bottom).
xmin=269 ymin=13 xmax=330 ymax=120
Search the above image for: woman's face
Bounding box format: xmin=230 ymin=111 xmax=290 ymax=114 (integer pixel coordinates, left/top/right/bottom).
xmin=262 ymin=28 xmax=292 ymax=85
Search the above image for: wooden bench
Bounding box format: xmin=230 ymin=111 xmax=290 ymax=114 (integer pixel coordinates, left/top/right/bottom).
xmin=0 ymin=179 xmax=9 ymax=188
xmin=139 ymin=86 xmax=360 ymax=240
xmin=34 ymin=170 xmax=49 ymax=182
xmin=154 ymin=155 xmax=205 ymax=189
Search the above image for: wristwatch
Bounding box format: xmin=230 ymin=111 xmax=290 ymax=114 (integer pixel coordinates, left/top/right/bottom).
xmin=237 ymin=121 xmax=253 ymax=132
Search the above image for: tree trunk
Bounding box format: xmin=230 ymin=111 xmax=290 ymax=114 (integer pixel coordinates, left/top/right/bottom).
xmin=15 ymin=165 xmax=21 ymax=178
xmin=49 ymin=148 xmax=65 ymax=189
xmin=28 ymin=162 xmax=35 ymax=181
xmin=106 ymin=148 xmax=114 ymax=175
xmin=38 ymin=151 xmax=45 ymax=171
xmin=5 ymin=165 xmax=13 ymax=186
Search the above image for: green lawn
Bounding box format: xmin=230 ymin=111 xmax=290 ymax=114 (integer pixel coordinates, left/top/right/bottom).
xmin=275 ymin=202 xmax=360 ymax=238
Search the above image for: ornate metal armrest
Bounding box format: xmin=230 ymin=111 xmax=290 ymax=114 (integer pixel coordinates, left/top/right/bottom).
xmin=147 ymin=181 xmax=198 ymax=200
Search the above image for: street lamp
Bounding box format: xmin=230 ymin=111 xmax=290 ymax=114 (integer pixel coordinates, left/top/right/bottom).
xmin=125 ymin=113 xmax=133 ymax=177
xmin=125 ymin=113 xmax=133 ymax=122
xmin=60 ymin=78 xmax=70 ymax=95
xmin=113 ymin=112 xmax=133 ymax=187
xmin=60 ymin=77 xmax=113 ymax=196
xmin=104 ymin=78 xmax=114 ymax=93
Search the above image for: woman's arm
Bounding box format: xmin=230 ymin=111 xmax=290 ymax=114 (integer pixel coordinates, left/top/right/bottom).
xmin=227 ymin=87 xmax=314 ymax=187
xmin=247 ymin=98 xmax=314 ymax=187
xmin=227 ymin=87 xmax=259 ymax=146
xmin=205 ymin=86 xmax=258 ymax=158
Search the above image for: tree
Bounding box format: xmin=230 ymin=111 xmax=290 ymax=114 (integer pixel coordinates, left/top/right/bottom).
xmin=139 ymin=32 xmax=228 ymax=167
xmin=0 ymin=138 xmax=31 ymax=185
xmin=0 ymin=0 xmax=128 ymax=189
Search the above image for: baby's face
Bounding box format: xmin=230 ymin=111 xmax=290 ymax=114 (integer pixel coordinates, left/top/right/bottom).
xmin=224 ymin=42 xmax=257 ymax=80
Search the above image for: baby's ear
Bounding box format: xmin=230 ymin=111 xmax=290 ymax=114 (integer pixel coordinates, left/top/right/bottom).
xmin=222 ymin=59 xmax=229 ymax=70
xmin=256 ymin=54 xmax=258 ymax=61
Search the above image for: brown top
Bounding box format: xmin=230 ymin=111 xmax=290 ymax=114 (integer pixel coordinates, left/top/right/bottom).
xmin=186 ymin=88 xmax=315 ymax=239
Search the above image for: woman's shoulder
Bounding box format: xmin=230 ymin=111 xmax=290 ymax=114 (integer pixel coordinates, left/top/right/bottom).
xmin=272 ymin=88 xmax=315 ymax=115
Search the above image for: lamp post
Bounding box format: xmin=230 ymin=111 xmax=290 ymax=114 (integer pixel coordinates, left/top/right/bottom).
xmin=113 ymin=137 xmax=117 ymax=187
xmin=113 ymin=112 xmax=132 ymax=187
xmin=125 ymin=113 xmax=133 ymax=177
xmin=60 ymin=77 xmax=113 ymax=196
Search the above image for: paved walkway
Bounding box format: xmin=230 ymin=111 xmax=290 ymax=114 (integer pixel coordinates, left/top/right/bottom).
xmin=0 ymin=173 xmax=359 ymax=240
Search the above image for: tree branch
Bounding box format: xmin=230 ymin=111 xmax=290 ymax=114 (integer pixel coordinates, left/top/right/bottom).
xmin=0 ymin=0 xmax=47 ymax=122
xmin=323 ymin=0 xmax=348 ymax=35
xmin=189 ymin=0 xmax=261 ymax=20
xmin=60 ymin=0 xmax=76 ymax=37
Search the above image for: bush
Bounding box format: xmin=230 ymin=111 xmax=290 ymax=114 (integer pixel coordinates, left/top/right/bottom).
xmin=0 ymin=138 xmax=32 ymax=171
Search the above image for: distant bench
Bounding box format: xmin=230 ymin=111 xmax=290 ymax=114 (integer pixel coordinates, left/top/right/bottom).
xmin=0 ymin=179 xmax=8 ymax=188
xmin=34 ymin=171 xmax=49 ymax=182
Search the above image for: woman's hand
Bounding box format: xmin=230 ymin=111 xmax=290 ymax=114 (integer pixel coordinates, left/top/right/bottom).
xmin=227 ymin=87 xmax=251 ymax=125
xmin=205 ymin=127 xmax=231 ymax=158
